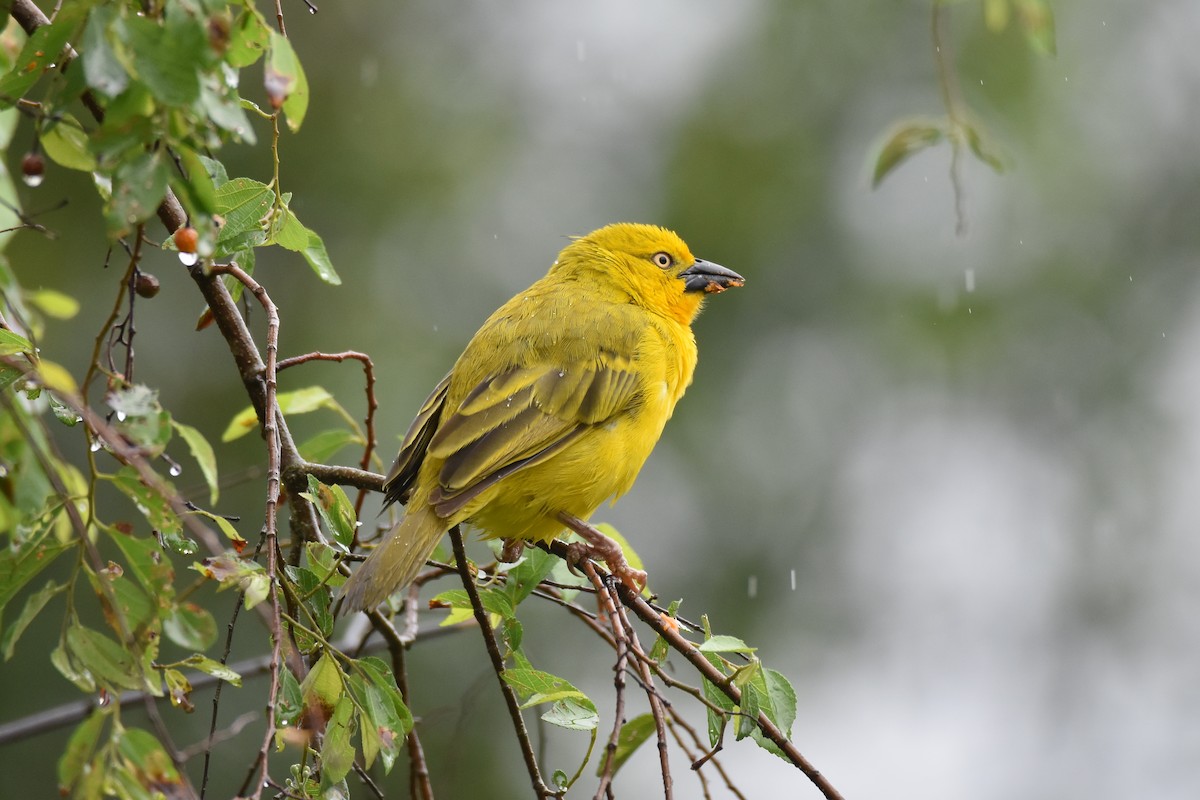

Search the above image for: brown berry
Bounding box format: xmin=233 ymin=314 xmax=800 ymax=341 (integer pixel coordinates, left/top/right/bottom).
xmin=21 ymin=152 xmax=44 ymax=186
xmin=135 ymin=273 xmax=160 ymax=298
xmin=174 ymin=227 xmax=199 ymax=254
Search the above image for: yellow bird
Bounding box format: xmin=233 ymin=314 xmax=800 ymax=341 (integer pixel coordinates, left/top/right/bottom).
xmin=338 ymin=223 xmax=743 ymax=612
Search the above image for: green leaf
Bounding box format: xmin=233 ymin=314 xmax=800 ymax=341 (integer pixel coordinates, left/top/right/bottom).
xmin=41 ymin=114 xmax=97 ymax=171
xmin=171 ymin=420 xmax=219 ymax=505
xmin=226 ymin=6 xmax=271 ymax=68
xmin=65 ymin=623 xmax=144 ymax=691
xmin=1015 ymin=0 xmax=1056 ymax=56
xmin=749 ymin=668 xmax=799 ymax=759
xmin=0 ymin=15 xmax=80 ymax=108
xmin=355 ymin=656 xmax=414 ymax=738
xmin=0 ymin=530 xmax=71 ymax=619
xmin=1 ymin=579 xmax=65 ymax=660
xmin=501 ymin=667 xmax=598 ymax=731
xmin=106 ymin=149 xmax=170 ymax=236
xmin=541 ymin=695 xmax=600 ymax=731
xmin=300 ymin=651 xmax=343 ymax=711
xmin=320 ymin=696 xmax=356 ymax=787
xmin=213 ymin=176 xmax=272 ymax=258
xmin=171 ymin=146 xmax=219 ymax=218
xmin=189 ymin=507 xmax=246 ymax=551
xmin=192 ymin=552 xmax=269 ymax=608
xmin=88 ymin=570 xmax=157 ymax=639
xmin=302 ymin=475 xmax=357 ymax=550
xmin=109 ymin=466 xmax=190 ymax=554
xmin=52 ymin=640 xmax=95 ymax=693
xmin=119 ymin=9 xmax=207 ymax=106
xmin=701 ymin=654 xmax=736 ymax=748
xmin=265 ymin=30 xmax=309 ymax=131
xmin=108 ymin=526 xmax=174 ymax=597
xmin=163 ymin=603 xmax=217 ymax=651
xmin=871 ymin=118 xmax=945 ymax=188
xmin=270 ymin=209 xmax=340 ymax=285
xmin=599 ymin=713 xmax=656 ymax=777
xmin=962 ymin=121 xmax=1007 ymax=174
xmin=27 ymin=288 xmax=81 ymax=319
xmin=0 ymin=328 xmax=32 ymax=356
xmin=983 ymin=0 xmax=1010 ymax=32
xmin=222 ymin=386 xmax=337 ymax=441
xmin=116 ymin=727 xmax=183 ymax=791
xmin=298 ymin=428 xmax=362 ymax=463
xmin=179 ymin=653 xmax=242 ymax=687
xmin=81 ymin=6 xmax=129 ymax=97
xmin=34 ymin=359 xmax=77 ymax=394
xmin=108 ymin=385 xmax=172 ymax=457
xmin=276 ymin=665 xmax=303 ymax=726
xmin=431 ymin=587 xmax=515 ymax=619
xmin=199 ymin=76 xmax=256 ymax=143
xmin=57 ymin=710 xmax=108 ymax=794
xmin=698 ymin=634 xmax=757 ymax=655
xmin=502 ymin=545 xmax=557 ymax=607
xmin=163 ymin=668 xmax=194 ymax=711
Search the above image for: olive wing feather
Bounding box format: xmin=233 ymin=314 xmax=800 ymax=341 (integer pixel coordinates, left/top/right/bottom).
xmin=427 ymin=356 xmax=642 ymax=517
xmin=382 ymin=372 xmax=452 ymax=507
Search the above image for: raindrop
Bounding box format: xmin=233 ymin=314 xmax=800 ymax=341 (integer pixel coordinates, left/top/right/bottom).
xmin=964 ymin=269 xmax=975 ymax=293
xmin=90 ymin=440 xmax=102 ymax=452
xmin=169 ymin=464 xmax=182 ymax=477
xmin=747 ymin=575 xmax=757 ymax=599
xmin=179 ymin=251 xmax=199 ymax=266
xmin=790 ymin=569 xmax=796 ymax=591
xmin=21 ymin=173 xmax=44 ymax=188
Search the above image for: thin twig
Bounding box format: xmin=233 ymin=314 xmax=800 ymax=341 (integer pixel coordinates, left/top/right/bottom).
xmin=212 ymin=264 xmax=284 ymax=800
xmin=544 ymin=541 xmax=844 ymax=800
xmin=449 ymin=526 xmax=560 ymax=799
xmin=611 ymin=591 xmax=672 ymax=799
xmin=581 ymin=564 xmax=626 ymax=800
xmin=932 ymin=0 xmax=968 ymax=235
xmin=276 ymin=350 xmax=379 ymax=517
xmin=369 ymin=611 xmax=435 ymax=800
xmin=201 ymin=592 xmax=245 ymax=799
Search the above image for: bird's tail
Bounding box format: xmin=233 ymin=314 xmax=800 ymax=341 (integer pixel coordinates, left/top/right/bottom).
xmin=337 ymin=504 xmax=446 ymax=613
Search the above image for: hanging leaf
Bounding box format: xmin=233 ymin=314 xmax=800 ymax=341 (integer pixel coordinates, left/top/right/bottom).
xmin=871 ymin=118 xmax=946 ymax=187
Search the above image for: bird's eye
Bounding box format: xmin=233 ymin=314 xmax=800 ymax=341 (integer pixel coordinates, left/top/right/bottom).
xmin=651 ymin=252 xmax=672 ymax=269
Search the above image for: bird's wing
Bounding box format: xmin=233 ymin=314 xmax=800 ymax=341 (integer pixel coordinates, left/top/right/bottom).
xmin=382 ymin=371 xmax=452 ymax=506
xmin=425 ymin=354 xmax=643 ymax=517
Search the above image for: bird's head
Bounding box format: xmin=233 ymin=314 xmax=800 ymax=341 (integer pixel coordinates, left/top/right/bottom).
xmin=556 ymin=223 xmax=744 ymax=325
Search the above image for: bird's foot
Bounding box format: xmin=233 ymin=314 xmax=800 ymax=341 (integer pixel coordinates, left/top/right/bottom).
xmin=499 ymin=538 xmax=526 ymax=563
xmin=558 ymin=513 xmax=647 ymax=594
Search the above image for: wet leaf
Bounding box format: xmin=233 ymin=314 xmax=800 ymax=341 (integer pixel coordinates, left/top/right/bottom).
xmin=599 ymin=713 xmax=655 ymax=777
xmin=871 ymin=118 xmax=945 ymax=187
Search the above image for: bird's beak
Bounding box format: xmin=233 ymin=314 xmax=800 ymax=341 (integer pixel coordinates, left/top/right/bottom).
xmin=679 ymin=258 xmax=745 ymax=294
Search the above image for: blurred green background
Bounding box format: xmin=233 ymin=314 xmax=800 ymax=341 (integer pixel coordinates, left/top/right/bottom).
xmin=4 ymin=1 xmax=1200 ymax=797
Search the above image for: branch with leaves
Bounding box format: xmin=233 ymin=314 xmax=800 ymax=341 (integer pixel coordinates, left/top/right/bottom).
xmin=870 ymin=0 xmax=1056 ymax=233
xmin=0 ymin=1 xmax=844 ymax=798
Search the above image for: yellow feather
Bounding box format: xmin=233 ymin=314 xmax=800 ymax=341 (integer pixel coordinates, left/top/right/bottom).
xmin=338 ymin=222 xmax=742 ymax=612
